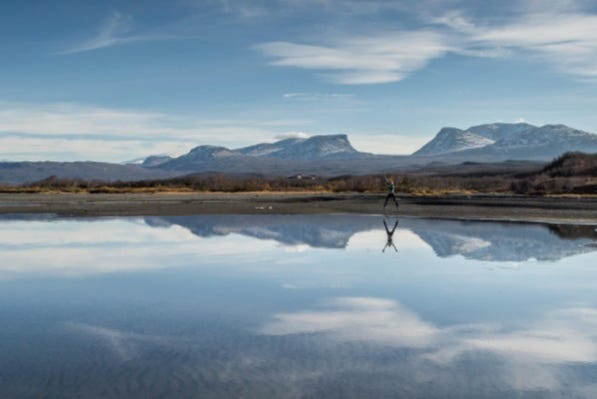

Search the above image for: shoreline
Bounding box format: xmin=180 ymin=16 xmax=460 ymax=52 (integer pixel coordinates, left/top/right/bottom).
xmin=1 ymin=192 xmax=596 ymax=224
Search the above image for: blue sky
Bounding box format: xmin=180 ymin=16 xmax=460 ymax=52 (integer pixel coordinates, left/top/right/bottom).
xmin=1 ymin=0 xmax=597 ymax=161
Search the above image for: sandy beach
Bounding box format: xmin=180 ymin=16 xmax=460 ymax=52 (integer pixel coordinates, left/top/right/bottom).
xmin=0 ymin=192 xmax=596 ymax=224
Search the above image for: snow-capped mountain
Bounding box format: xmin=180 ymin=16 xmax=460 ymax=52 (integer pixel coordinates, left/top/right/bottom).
xmin=183 ymin=145 xmax=241 ymax=160
xmin=413 ymin=127 xmax=495 ymax=156
xmin=239 ymin=134 xmax=362 ymax=160
xmin=413 ymin=123 xmax=597 ymax=159
xmin=142 ymin=155 xmax=173 ymax=167
xmin=156 ymin=134 xmax=368 ymax=171
xmin=235 ymin=134 xmax=362 ymax=160
xmin=237 ymin=138 xmax=304 ymax=157
xmin=124 ymin=154 xmax=173 ymax=166
xmin=3 ymin=125 xmax=597 ymax=184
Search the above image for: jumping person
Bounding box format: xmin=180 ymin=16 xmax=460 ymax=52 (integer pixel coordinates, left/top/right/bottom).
xmin=383 ymin=177 xmax=399 ymax=210
xmin=383 ymin=218 xmax=398 ymax=252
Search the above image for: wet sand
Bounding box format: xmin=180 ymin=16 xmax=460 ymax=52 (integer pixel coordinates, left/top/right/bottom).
xmin=0 ymin=193 xmax=596 ymax=224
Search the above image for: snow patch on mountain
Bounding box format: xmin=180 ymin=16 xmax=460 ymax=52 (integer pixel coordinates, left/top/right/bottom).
xmin=414 ymin=123 xmax=597 ymax=158
xmin=414 ymin=128 xmax=495 ymax=156
xmin=236 ymin=134 xmax=361 ymax=160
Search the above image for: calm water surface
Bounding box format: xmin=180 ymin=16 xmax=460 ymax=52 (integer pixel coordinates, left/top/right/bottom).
xmin=1 ymin=214 xmax=597 ymax=398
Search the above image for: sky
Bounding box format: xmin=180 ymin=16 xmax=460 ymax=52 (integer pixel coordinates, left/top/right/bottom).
xmin=1 ymin=0 xmax=597 ymax=162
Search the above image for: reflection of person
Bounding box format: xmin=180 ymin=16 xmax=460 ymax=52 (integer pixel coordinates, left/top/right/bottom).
xmin=383 ymin=218 xmax=398 ymax=252
xmin=383 ymin=177 xmax=399 ymax=210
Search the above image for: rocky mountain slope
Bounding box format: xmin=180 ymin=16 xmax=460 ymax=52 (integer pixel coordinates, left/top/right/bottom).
xmin=237 ymin=134 xmax=363 ymax=159
xmin=157 ymin=134 xmax=368 ymax=172
xmin=414 ymin=123 xmax=597 ymax=160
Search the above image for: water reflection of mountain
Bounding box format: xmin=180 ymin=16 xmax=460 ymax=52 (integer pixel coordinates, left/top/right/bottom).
xmin=145 ymin=215 xmax=380 ymax=249
xmin=409 ymin=219 xmax=597 ymax=262
xmin=145 ymin=215 xmax=597 ymax=262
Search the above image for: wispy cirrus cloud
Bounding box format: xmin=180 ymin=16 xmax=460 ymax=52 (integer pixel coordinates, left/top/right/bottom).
xmin=256 ymin=31 xmax=450 ymax=84
xmin=0 ymin=102 xmax=301 ymax=161
xmin=469 ymin=11 xmax=597 ymax=80
xmin=58 ymin=12 xmax=178 ymax=54
xmin=282 ymin=92 xmax=355 ymax=101
xmin=255 ymin=4 xmax=597 ymax=84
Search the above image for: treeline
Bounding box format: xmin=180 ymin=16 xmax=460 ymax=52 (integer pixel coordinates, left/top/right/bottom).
xmin=511 ymin=152 xmax=597 ymax=194
xmin=1 ymin=152 xmax=596 ymax=195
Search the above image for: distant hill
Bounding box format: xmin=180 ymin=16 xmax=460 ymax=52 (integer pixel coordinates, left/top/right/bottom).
xmin=0 ymin=161 xmax=177 ymax=185
xmin=414 ymin=123 xmax=597 ymax=160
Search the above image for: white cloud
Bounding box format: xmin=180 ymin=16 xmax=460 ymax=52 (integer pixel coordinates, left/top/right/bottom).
xmin=274 ymin=131 xmax=310 ymax=140
xmin=0 ymin=135 xmax=196 ymax=162
xmin=282 ymin=92 xmax=355 ymax=101
xmin=470 ymin=11 xmax=597 ymax=80
xmin=0 ymin=102 xmax=223 ymax=140
xmin=255 ymin=6 xmax=597 ymax=84
xmin=214 ymin=0 xmax=416 ymax=19
xmin=256 ymin=31 xmax=451 ymax=84
xmin=0 ymin=102 xmax=287 ymax=161
xmin=429 ymin=10 xmax=477 ymax=33
xmin=58 ymin=12 xmax=177 ymax=54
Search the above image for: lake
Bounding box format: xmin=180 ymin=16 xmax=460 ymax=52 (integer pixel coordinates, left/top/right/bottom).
xmin=1 ymin=214 xmax=597 ymax=398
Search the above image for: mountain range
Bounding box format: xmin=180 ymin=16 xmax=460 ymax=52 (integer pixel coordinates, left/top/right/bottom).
xmin=2 ymin=123 xmax=597 ymax=184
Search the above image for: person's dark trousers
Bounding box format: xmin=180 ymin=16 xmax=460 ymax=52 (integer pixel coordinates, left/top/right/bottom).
xmin=384 ymin=194 xmax=399 ymax=209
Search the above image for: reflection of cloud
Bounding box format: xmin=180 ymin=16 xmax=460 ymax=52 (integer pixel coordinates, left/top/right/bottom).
xmin=258 ymin=297 xmax=597 ymax=393
xmin=67 ymin=323 xmax=141 ymax=362
xmin=261 ymin=297 xmax=438 ymax=347
xmin=0 ymin=219 xmax=279 ymax=279
xmin=468 ymin=306 xmax=597 ymax=364
xmin=260 ymin=297 xmax=597 ymax=368
xmin=65 ymin=322 xmax=183 ymax=363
